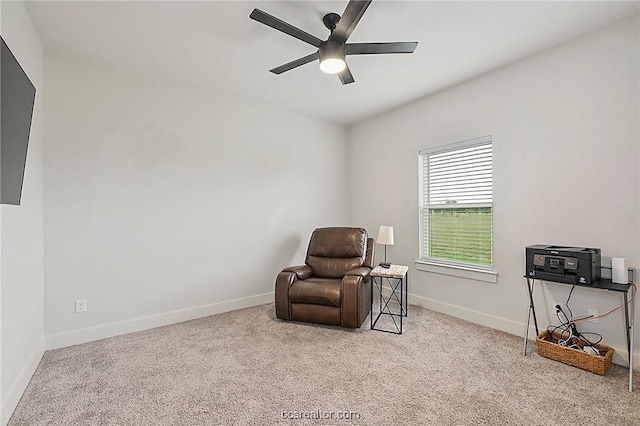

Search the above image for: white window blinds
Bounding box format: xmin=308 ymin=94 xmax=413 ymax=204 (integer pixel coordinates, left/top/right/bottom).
xmin=419 ymin=136 xmax=493 ymax=268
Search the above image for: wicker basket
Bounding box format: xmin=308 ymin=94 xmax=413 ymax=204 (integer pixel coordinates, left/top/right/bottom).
xmin=536 ymin=330 xmax=614 ymax=375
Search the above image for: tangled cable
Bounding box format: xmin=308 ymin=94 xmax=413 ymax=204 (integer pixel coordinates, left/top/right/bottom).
xmin=546 ymin=285 xmax=603 ymax=355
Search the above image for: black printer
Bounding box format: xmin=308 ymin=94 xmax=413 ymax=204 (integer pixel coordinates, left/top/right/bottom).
xmin=525 ymin=245 xmax=601 ymax=285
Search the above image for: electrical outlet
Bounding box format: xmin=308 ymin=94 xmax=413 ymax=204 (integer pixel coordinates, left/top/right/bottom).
xmin=587 ymin=309 xmax=598 ymax=323
xmin=75 ymin=299 xmax=87 ymax=313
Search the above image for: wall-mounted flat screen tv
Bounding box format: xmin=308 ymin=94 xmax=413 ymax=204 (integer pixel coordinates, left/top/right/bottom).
xmin=1 ymin=36 xmax=37 ymax=205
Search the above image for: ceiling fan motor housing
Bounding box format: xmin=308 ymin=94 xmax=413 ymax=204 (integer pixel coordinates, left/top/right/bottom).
xmin=319 ymin=40 xmax=345 ymax=61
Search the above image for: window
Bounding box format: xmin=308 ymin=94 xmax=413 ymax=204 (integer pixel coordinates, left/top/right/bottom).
xmin=418 ymin=136 xmax=493 ymax=269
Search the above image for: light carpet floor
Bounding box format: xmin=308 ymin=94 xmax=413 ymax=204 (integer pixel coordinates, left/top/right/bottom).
xmin=9 ymin=303 xmax=640 ymax=425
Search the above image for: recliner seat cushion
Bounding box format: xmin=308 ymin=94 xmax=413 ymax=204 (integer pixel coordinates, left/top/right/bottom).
xmin=289 ymin=278 xmax=341 ymax=307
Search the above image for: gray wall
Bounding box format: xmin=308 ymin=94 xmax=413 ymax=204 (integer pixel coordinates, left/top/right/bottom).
xmin=43 ymin=53 xmax=350 ymax=347
xmin=348 ymin=17 xmax=640 ymax=366
xmin=0 ymin=1 xmax=45 ymax=423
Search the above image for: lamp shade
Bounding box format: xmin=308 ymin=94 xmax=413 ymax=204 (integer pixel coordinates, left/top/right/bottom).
xmin=377 ymin=226 xmax=394 ymax=245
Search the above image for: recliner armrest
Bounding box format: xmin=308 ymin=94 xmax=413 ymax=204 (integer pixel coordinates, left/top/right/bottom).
xmin=282 ymin=265 xmax=314 ymax=280
xmin=342 ymin=268 xmax=373 ymax=327
xmin=345 ymin=267 xmax=371 ymax=280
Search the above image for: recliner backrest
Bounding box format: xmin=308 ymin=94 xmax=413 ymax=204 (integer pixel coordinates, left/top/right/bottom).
xmin=305 ymin=227 xmax=367 ymax=278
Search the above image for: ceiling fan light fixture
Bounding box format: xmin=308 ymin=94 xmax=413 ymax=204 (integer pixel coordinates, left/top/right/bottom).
xmin=318 ymin=40 xmax=346 ymax=74
xmin=319 ymin=57 xmax=346 ymax=74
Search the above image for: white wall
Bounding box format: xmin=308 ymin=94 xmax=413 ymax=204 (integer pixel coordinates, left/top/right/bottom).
xmin=349 ymin=17 xmax=640 ymax=366
xmin=0 ymin=1 xmax=45 ymax=424
xmin=43 ymin=53 xmax=350 ymax=348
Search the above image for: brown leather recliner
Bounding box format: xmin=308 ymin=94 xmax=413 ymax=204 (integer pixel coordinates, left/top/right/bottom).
xmin=275 ymin=227 xmax=374 ymax=328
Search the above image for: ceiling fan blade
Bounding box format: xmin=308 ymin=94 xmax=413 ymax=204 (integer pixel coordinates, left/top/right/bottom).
xmin=269 ymin=52 xmax=319 ymax=75
xmin=337 ymin=64 xmax=355 ymax=85
xmin=250 ymin=9 xmax=323 ymax=48
xmin=346 ymin=42 xmax=418 ymax=55
xmin=330 ymin=1 xmax=372 ymax=43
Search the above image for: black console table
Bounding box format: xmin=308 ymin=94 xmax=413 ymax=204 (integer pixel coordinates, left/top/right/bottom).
xmin=523 ymin=269 xmax=636 ymax=391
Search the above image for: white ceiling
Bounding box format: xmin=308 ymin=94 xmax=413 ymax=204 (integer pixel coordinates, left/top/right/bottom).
xmin=24 ymin=1 xmax=640 ymax=125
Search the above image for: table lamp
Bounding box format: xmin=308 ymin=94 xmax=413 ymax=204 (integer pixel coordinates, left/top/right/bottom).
xmin=376 ymin=225 xmax=394 ymax=268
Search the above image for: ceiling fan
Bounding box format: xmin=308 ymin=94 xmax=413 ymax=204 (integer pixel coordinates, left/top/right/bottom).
xmin=249 ymin=0 xmax=418 ymax=85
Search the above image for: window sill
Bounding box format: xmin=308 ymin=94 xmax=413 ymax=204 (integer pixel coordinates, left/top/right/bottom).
xmin=415 ymin=261 xmax=498 ymax=284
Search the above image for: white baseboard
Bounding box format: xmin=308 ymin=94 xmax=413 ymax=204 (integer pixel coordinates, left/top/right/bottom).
xmin=46 ymin=293 xmax=274 ymax=350
xmin=409 ymin=292 xmax=640 ymax=372
xmin=1 ymin=337 xmax=45 ymax=426
xmin=408 ymin=292 xmax=525 ymax=336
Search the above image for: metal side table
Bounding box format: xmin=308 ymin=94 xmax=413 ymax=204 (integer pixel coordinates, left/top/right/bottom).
xmin=370 ymin=264 xmax=409 ymax=334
